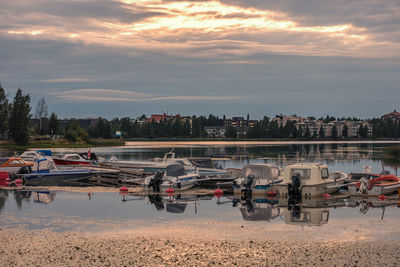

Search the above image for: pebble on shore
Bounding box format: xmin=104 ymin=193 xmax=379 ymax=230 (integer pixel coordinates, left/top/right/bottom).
xmin=1 ymin=228 xmax=399 ymax=266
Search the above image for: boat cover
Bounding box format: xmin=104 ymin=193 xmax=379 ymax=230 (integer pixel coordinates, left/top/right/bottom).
xmin=166 ymin=164 xmax=186 ymax=177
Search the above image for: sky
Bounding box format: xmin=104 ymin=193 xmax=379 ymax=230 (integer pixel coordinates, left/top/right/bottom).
xmin=0 ymin=0 xmax=399 ymax=119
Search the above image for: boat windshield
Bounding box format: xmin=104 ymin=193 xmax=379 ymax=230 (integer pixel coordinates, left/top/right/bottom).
xmin=0 ymin=158 xmax=8 ymax=166
xmin=290 ymin=168 xmax=311 ymax=180
xmin=241 ymin=165 xmax=280 ymax=180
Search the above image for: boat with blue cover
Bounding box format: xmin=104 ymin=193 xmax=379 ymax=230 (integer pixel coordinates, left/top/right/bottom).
xmin=15 ymin=158 xmax=118 ymax=186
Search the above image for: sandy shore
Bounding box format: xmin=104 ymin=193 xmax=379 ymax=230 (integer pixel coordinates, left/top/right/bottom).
xmin=0 ymin=228 xmax=399 ymax=266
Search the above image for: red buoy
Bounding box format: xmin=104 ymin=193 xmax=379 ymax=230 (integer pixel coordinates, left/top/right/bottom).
xmin=267 ymin=190 xmax=277 ymax=197
xmin=5 ymin=177 xmax=11 ymax=185
xmin=119 ymin=186 xmax=128 ymax=192
xmin=323 ymin=193 xmax=331 ymax=199
xmin=14 ymin=179 xmax=23 ymax=187
xmin=166 ymin=187 xmax=175 ymax=194
xmin=378 ymin=194 xmax=387 ymax=201
xmin=214 ymin=188 xmax=223 ymax=198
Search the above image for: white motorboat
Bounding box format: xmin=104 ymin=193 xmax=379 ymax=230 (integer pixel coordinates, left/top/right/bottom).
xmin=347 ymin=174 xmax=400 ymax=196
xmin=103 ymin=150 xmax=227 ymax=176
xmin=277 ymin=163 xmax=348 ymax=198
xmin=232 ymin=164 xmax=282 ymax=196
xmin=143 ymin=164 xmax=200 ymax=192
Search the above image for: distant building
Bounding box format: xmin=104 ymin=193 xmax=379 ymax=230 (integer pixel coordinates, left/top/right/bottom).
xmin=204 ymin=126 xmax=226 ymax=137
xmin=272 ymin=115 xmax=307 ymax=127
xmin=382 ymin=110 xmax=400 ymax=121
xmin=146 ymin=113 xmax=181 ymax=123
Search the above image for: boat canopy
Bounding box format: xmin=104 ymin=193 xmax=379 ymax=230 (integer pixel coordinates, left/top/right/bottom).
xmin=166 ymin=164 xmax=186 ymax=177
xmin=240 ymin=164 xmax=280 ymax=180
xmin=33 ymin=158 xmax=57 ymax=173
xmin=37 ymin=150 xmax=52 ymax=156
xmin=281 ymin=163 xmax=331 ymax=185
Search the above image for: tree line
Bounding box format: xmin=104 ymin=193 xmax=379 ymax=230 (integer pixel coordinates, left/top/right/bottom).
xmin=0 ymin=83 xmax=59 ymax=145
xmin=1 ymin=82 xmax=400 ymax=144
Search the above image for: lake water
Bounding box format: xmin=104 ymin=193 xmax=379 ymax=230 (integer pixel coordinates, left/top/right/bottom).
xmin=1 ymin=142 xmax=400 ymax=240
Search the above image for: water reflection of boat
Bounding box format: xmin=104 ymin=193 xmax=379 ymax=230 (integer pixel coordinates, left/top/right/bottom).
xmin=234 ymin=196 xmax=280 ymax=221
xmin=280 ymin=196 xmax=346 ymax=227
xmin=277 ymin=163 xmax=347 ymax=198
xmin=282 ymin=206 xmax=330 ymax=226
xmin=143 ymin=164 xmax=200 ymax=192
xmin=232 ymin=164 xmax=282 ymax=196
xmin=142 ymin=193 xmax=212 ymax=214
xmin=32 ymin=191 xmax=56 ymax=204
xmin=346 ymin=195 xmax=399 ymax=216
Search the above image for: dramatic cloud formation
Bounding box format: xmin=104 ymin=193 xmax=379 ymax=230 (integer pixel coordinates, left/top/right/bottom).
xmin=0 ymin=0 xmax=399 ymax=118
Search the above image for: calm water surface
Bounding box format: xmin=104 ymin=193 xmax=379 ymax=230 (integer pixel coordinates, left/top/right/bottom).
xmin=0 ymin=142 xmax=399 ymax=237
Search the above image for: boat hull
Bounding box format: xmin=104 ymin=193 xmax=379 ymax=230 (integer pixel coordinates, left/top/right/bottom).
xmin=21 ymin=171 xmax=95 ymax=186
xmin=53 ymin=158 xmax=90 ymax=166
xmin=277 ymin=178 xmax=346 ymax=198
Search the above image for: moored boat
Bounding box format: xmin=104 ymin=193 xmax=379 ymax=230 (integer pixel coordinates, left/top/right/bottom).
xmin=143 ymin=164 xmax=200 ymax=192
xmin=15 ymin=158 xmax=118 ymax=186
xmin=277 ymin=163 xmax=348 ymax=199
xmin=232 ymin=164 xmax=282 ymax=196
xmin=347 ymin=174 xmax=400 ymax=196
xmin=0 ymin=157 xmax=34 ymax=173
xmin=53 ymin=152 xmax=97 ymax=166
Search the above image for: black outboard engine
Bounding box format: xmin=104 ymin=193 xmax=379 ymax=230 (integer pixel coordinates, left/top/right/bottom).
xmin=148 ymin=194 xmax=164 ymax=211
xmin=241 ymin=174 xmax=254 ymax=198
xmin=149 ymin=170 xmax=164 ymax=192
xmin=17 ymin=165 xmax=32 ymax=175
xmin=288 ymin=173 xmax=301 ymax=201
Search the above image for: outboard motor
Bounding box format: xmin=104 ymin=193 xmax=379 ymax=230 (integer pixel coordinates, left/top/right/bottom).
xmin=148 ymin=194 xmax=164 ymax=211
xmin=288 ymin=173 xmax=301 ymax=201
xmin=16 ymin=165 xmax=32 ymax=175
xmin=359 ymin=178 xmax=369 ymax=195
xmin=241 ymin=174 xmax=254 ymax=198
xmin=149 ymin=170 xmax=164 ymax=192
xmin=289 ymin=204 xmax=301 ymax=219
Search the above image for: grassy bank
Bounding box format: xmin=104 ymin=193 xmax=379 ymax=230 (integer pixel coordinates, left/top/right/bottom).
xmin=0 ymin=139 xmax=125 ymax=150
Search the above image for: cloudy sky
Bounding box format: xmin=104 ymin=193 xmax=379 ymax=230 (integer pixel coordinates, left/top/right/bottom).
xmin=0 ymin=0 xmax=399 ymax=119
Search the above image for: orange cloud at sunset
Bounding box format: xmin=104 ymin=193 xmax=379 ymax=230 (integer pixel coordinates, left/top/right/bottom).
xmin=4 ymin=0 xmax=397 ymax=58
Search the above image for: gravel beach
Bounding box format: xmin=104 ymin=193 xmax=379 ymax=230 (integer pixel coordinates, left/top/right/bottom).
xmin=1 ymin=226 xmax=399 ymax=266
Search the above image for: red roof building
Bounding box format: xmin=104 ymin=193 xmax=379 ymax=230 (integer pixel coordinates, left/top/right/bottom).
xmin=382 ymin=110 xmax=400 ymax=121
xmin=146 ymin=113 xmax=181 ymax=123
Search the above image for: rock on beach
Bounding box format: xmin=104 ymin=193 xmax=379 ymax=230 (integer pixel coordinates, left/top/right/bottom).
xmin=0 ymin=229 xmax=399 ymax=266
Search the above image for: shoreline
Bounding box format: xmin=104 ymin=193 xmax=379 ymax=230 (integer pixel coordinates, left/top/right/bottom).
xmin=125 ymin=140 xmax=400 ymax=147
xmin=1 ymin=228 xmax=399 ymax=266
xmin=1 ymin=139 xmax=399 ymax=150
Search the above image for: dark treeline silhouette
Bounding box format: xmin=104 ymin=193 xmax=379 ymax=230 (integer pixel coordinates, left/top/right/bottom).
xmin=1 ymin=81 xmax=400 ymax=143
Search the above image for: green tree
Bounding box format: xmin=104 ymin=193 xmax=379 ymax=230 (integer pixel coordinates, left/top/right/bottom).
xmin=342 ymin=125 xmax=348 ymax=138
xmin=34 ymin=97 xmax=48 ymax=135
xmin=183 ymin=119 xmax=191 ymax=137
xmin=331 ymin=125 xmax=338 ymax=139
xmin=225 ymin=126 xmax=237 ymax=138
xmin=0 ymin=83 xmax=9 ymax=139
xmin=191 ymin=117 xmax=201 ymax=138
xmin=318 ymin=126 xmax=325 ymax=138
xmin=9 ymin=88 xmax=31 ymax=145
xmin=303 ymin=126 xmax=310 ymax=139
xmin=47 ymin=113 xmax=59 ymax=136
xmin=64 ymin=121 xmax=89 ymax=142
